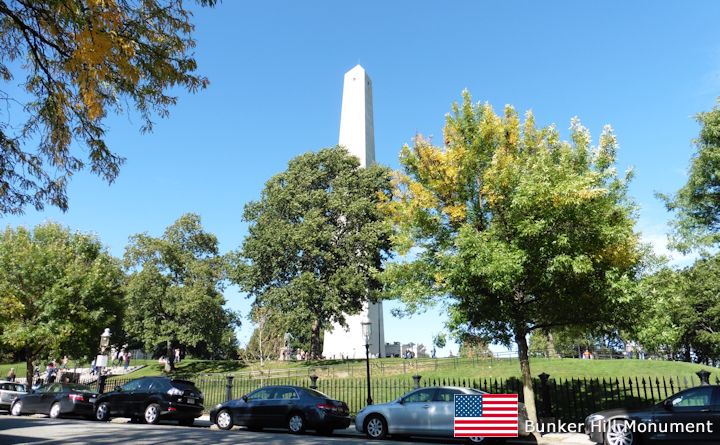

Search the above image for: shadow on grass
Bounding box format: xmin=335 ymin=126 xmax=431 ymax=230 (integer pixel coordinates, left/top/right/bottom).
xmin=173 ymin=360 xmax=248 ymax=375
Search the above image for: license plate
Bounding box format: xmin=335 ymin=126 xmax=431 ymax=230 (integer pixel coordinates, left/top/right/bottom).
xmin=89 ymin=398 xmax=96 ymax=403
xmin=187 ymin=398 xmax=195 ymax=404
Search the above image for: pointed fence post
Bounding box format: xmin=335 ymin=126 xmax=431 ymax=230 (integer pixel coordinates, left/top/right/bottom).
xmin=225 ymin=375 xmax=234 ymax=402
xmin=538 ymin=372 xmax=552 ymax=420
xmin=412 ymin=375 xmax=422 ymax=389
xmin=309 ymin=374 xmax=319 ymax=389
xmin=697 ymin=370 xmax=711 ymax=386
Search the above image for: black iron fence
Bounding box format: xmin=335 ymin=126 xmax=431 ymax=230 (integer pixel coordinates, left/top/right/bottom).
xmin=76 ymin=371 xmax=715 ymax=423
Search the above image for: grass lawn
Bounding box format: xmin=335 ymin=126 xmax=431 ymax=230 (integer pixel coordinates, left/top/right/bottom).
xmin=413 ymin=357 xmax=718 ymax=381
xmin=2 ymin=356 xmax=717 ymax=383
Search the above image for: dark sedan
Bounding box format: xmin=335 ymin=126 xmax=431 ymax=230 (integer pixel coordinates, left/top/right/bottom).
xmin=10 ymin=383 xmax=98 ymax=419
xmin=95 ymin=376 xmax=203 ymax=425
xmin=210 ymin=385 xmax=351 ymax=435
xmin=585 ymin=385 xmax=720 ymax=445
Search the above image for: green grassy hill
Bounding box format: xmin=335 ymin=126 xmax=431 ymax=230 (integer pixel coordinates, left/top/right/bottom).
xmin=3 ymin=356 xmax=717 ymax=383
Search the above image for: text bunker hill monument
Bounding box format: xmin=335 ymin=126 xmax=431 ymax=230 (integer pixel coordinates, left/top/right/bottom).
xmin=322 ymin=65 xmax=386 ymax=359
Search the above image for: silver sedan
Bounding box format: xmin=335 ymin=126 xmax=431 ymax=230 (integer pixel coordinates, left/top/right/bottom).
xmin=355 ymin=386 xmax=528 ymax=443
xmin=0 ymin=381 xmax=26 ymax=411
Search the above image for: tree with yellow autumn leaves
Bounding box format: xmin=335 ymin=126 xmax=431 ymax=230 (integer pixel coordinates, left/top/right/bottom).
xmin=382 ymin=91 xmax=645 ymax=424
xmin=0 ymin=0 xmax=216 ymax=214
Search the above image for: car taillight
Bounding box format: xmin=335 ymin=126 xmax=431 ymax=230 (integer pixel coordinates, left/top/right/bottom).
xmin=317 ymin=403 xmax=339 ymax=413
xmin=68 ymin=394 xmax=84 ymax=402
xmin=167 ymin=388 xmax=183 ymax=396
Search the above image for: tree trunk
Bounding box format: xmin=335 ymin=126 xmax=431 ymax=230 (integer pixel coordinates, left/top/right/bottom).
xmin=310 ymin=320 xmax=322 ymax=359
xmin=515 ymin=329 xmax=539 ymax=437
xmin=165 ymin=340 xmax=175 ymax=373
xmin=25 ymin=350 xmax=34 ymax=386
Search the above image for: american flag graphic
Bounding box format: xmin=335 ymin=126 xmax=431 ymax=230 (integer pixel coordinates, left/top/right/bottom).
xmin=454 ymin=393 xmax=519 ymax=438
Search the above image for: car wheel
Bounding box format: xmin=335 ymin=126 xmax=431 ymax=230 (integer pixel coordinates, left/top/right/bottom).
xmin=287 ymin=412 xmax=306 ymax=434
xmin=364 ymin=414 xmax=388 ymax=440
xmin=216 ymin=409 xmax=234 ymax=430
xmin=10 ymin=401 xmax=22 ymax=416
xmin=605 ymin=420 xmax=636 ymax=445
xmin=144 ymin=403 xmax=161 ymax=425
xmin=467 ymin=437 xmax=488 ymax=444
xmin=178 ymin=418 xmax=194 ymax=427
xmin=49 ymin=402 xmax=61 ymax=419
xmin=95 ymin=402 xmax=111 ymax=421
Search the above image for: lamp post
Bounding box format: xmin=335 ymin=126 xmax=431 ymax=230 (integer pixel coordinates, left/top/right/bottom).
xmin=100 ymin=328 xmax=111 ymax=353
xmin=97 ymin=328 xmax=111 ymax=374
xmin=361 ymin=316 xmax=373 ymax=405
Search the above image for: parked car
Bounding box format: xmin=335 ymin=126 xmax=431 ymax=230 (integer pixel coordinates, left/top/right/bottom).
xmin=0 ymin=381 xmax=27 ymax=411
xmin=209 ymin=385 xmax=351 ymax=434
xmin=355 ymin=386 xmax=529 ymax=443
xmin=10 ymin=383 xmax=97 ymax=419
xmin=94 ymin=377 xmax=203 ymax=426
xmin=585 ymin=385 xmax=720 ymax=445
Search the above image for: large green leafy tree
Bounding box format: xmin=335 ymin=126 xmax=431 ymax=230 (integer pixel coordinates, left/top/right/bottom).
xmin=0 ymin=222 xmax=124 ymax=383
xmin=383 ymin=92 xmax=643 ymax=423
xmin=0 ymin=0 xmax=216 ymax=214
xmin=233 ymin=147 xmax=393 ymax=359
xmin=637 ymin=255 xmax=720 ymax=363
xmin=124 ymin=213 xmax=239 ymax=371
xmin=666 ymin=99 xmax=720 ymax=250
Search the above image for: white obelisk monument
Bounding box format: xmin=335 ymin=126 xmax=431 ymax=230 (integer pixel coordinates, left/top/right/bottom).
xmin=322 ymin=65 xmax=386 ymax=359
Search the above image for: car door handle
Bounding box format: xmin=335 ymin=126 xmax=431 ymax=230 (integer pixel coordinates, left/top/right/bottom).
xmin=700 ymin=409 xmax=711 ymax=412
xmin=422 ymin=404 xmax=430 ymax=409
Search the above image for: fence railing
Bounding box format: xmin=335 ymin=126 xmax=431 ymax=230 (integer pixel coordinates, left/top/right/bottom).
xmin=74 ymin=370 xmax=716 ymax=423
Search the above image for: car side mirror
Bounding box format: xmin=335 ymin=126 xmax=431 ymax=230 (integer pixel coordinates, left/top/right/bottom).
xmin=114 ymin=386 xmax=122 ymax=392
xmin=398 ymin=398 xmax=404 ymax=404
xmin=663 ymin=399 xmax=673 ymax=410
xmin=242 ymin=395 xmax=248 ymax=402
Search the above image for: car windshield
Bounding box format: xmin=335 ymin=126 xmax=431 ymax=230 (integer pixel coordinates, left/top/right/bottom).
xmin=65 ymin=384 xmax=93 ymax=392
xmin=171 ymin=380 xmax=198 ymax=391
xmin=303 ymin=388 xmax=331 ymax=399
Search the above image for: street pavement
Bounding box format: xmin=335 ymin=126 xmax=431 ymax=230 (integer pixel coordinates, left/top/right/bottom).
xmin=0 ymin=414 xmax=594 ymax=445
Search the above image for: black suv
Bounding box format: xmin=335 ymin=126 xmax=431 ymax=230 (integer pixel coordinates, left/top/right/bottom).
xmin=95 ymin=377 xmax=203 ymax=426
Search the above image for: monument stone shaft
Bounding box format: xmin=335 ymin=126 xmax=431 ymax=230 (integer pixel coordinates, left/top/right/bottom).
xmin=322 ymin=65 xmax=386 ymax=359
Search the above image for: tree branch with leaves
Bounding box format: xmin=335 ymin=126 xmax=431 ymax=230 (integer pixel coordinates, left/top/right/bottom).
xmin=0 ymin=0 xmax=216 ymax=214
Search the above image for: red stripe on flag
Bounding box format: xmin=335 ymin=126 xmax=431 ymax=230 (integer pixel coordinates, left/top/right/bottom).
xmin=455 ymin=425 xmax=518 ymax=431
xmin=455 ymin=420 xmax=518 ymax=425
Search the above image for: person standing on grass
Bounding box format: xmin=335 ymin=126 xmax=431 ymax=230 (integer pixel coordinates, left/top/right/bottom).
xmin=7 ymin=368 xmax=16 ymax=382
xmin=124 ymin=351 xmax=131 ymax=370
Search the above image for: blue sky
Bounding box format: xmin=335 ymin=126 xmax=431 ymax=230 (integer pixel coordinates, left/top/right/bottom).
xmin=3 ymin=1 xmax=720 ymax=355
